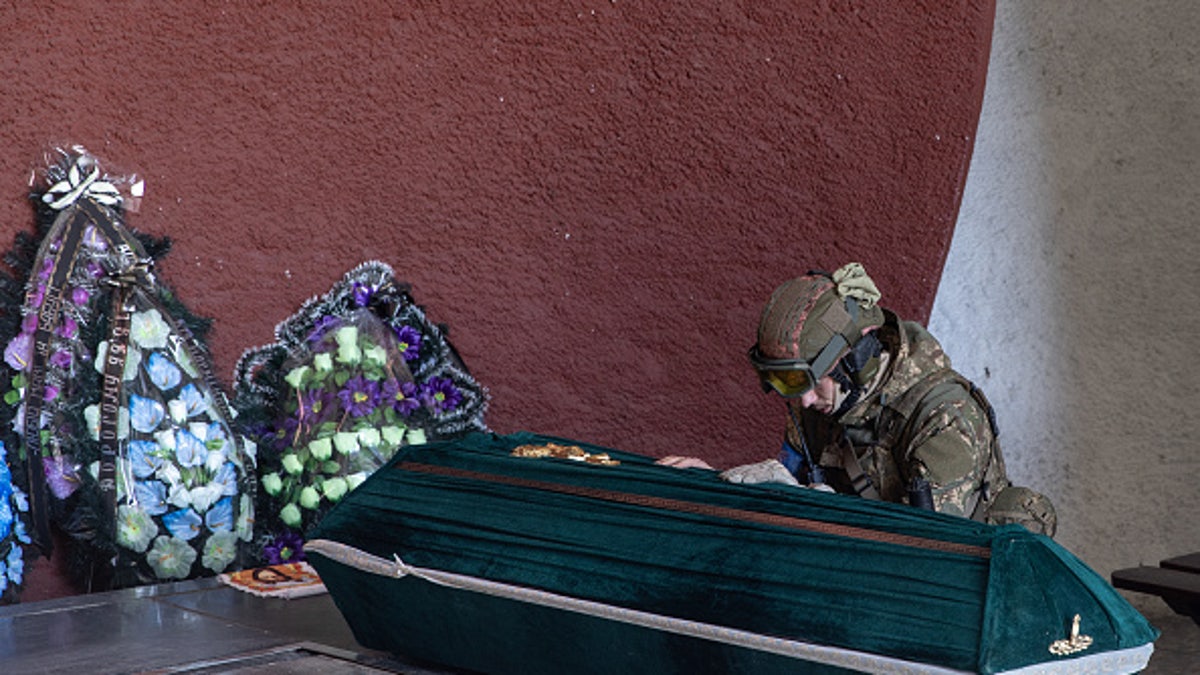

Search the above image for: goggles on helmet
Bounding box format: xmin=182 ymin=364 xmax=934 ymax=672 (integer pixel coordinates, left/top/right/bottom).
xmin=747 ymin=333 xmax=850 ymax=398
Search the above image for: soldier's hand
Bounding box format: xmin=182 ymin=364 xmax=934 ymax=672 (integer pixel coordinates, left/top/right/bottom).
xmin=720 ymin=459 xmax=800 ymax=487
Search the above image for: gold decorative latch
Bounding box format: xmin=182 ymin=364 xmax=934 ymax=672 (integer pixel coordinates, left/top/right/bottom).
xmin=511 ymin=442 xmax=620 ymax=466
xmin=1048 ymin=614 xmax=1093 ymax=656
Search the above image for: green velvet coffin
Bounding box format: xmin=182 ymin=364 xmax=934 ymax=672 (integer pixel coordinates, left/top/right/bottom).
xmin=306 ymin=432 xmax=1157 ymax=674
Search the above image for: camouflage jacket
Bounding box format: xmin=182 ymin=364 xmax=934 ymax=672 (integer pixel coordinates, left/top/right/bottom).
xmin=784 ymin=310 xmax=1010 ymax=519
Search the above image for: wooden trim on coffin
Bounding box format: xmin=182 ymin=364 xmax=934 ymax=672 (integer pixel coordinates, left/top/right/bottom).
xmin=304 ymin=539 xmax=1153 ymax=675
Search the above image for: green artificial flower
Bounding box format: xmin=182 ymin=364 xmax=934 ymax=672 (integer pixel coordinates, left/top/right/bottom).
xmin=321 ymin=460 xmax=342 ymax=474
xmin=309 ymin=436 xmax=333 ymax=461
xmin=333 ymin=431 xmax=360 ymax=455
xmin=313 ymin=352 xmax=333 ymax=373
xmin=236 ymin=494 xmax=254 ymax=542
xmin=380 ymin=425 xmax=405 ymax=446
xmin=284 ymin=365 xmax=311 ymax=390
xmin=357 ymin=427 xmax=382 ymax=449
xmin=346 ymin=472 xmax=368 ymax=491
xmin=322 ymin=477 xmax=349 ymax=503
xmin=116 ymin=505 xmax=158 ymax=553
xmin=84 ymin=403 xmax=130 ymax=442
xmin=261 ymin=472 xmax=283 ymax=496
xmin=95 ymin=341 xmax=143 ymax=381
xmin=335 ymin=326 xmax=361 ymax=364
xmin=146 ymin=536 xmax=198 ymax=580
xmin=130 ymin=309 xmax=171 ymax=350
xmin=299 ymin=486 xmax=321 ymax=510
xmin=364 ymin=343 xmax=388 ymax=367
xmin=202 ymin=531 xmax=239 ymax=573
xmin=281 ymin=453 xmax=304 ymax=475
xmin=406 ymin=428 xmax=427 ymax=445
xmin=280 ymin=503 xmax=302 ymax=528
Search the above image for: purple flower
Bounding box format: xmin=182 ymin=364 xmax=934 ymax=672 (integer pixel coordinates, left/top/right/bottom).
xmin=56 ymin=316 xmax=78 ymax=339
xmin=352 ymin=282 xmax=373 ymax=308
xmin=43 ymin=456 xmax=82 ymax=499
xmin=37 ymin=257 xmax=53 ymax=281
xmin=86 ymin=261 xmax=105 ymax=278
xmin=422 ymin=377 xmax=462 ymax=414
xmin=337 ymin=376 xmax=379 ymax=417
xmin=393 ymin=325 xmax=422 ymax=362
xmin=300 ymin=388 xmax=335 ymax=419
xmin=21 ymin=313 xmax=37 ymax=334
xmin=4 ymin=333 xmax=32 ymax=371
xmin=71 ymin=286 xmax=90 ymax=306
xmin=306 ymin=316 xmax=341 ymax=344
xmin=264 ymin=531 xmax=306 ymax=564
xmin=49 ymin=349 xmax=72 ymax=368
xmin=380 ymin=379 xmax=421 ymax=416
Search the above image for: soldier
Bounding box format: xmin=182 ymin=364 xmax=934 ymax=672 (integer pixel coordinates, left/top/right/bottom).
xmin=660 ymin=262 xmax=1057 ymax=536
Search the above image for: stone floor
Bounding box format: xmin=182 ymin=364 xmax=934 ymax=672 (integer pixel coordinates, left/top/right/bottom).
xmin=1140 ymin=610 xmax=1200 ymax=673
xmin=1 ymin=577 xmax=1195 ymax=673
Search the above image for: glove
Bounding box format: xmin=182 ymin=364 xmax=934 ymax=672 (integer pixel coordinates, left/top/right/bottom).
xmin=719 ymin=459 xmax=800 ymax=487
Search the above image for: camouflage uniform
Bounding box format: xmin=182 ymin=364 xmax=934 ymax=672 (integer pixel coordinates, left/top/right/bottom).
xmin=785 ymin=309 xmax=1057 ymax=535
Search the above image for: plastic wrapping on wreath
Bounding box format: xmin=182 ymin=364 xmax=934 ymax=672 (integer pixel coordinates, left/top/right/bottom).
xmin=235 ymin=261 xmax=489 ymax=565
xmin=0 ymin=146 xmax=255 ymax=593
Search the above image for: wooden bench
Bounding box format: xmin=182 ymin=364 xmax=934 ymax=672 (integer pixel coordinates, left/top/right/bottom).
xmin=1111 ymin=553 xmax=1200 ymax=625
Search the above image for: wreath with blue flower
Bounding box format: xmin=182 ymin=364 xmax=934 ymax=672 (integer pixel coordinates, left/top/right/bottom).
xmin=0 ymin=148 xmax=256 ymax=591
xmin=233 ymin=261 xmax=489 ymax=565
xmin=0 ymin=441 xmax=30 ymax=603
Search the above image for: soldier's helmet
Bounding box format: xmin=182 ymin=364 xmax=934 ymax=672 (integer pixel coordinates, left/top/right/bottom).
xmin=748 ymin=262 xmax=885 ymax=398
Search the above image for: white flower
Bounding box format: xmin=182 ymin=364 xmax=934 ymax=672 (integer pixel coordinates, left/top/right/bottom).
xmin=155 ymin=428 xmax=176 ymax=452
xmin=130 ymin=309 xmax=171 ymax=350
xmin=242 ymin=437 xmax=257 ymax=468
xmin=157 ymin=463 xmax=182 ymax=486
xmin=189 ymin=484 xmax=223 ymax=513
xmin=168 ymin=399 xmax=189 ymax=424
xmin=168 ymin=483 xmax=192 ymax=509
xmin=205 ymin=450 xmax=226 ymax=473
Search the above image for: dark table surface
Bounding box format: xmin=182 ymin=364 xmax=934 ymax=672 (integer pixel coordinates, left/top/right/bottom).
xmin=0 ymin=577 xmax=463 ymax=674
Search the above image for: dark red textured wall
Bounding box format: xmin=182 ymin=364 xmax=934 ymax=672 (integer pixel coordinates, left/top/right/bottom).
xmin=2 ymin=3 xmax=994 ymax=598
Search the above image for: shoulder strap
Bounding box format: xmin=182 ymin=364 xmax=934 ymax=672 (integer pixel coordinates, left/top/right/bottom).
xmin=877 ymin=369 xmax=999 ymax=474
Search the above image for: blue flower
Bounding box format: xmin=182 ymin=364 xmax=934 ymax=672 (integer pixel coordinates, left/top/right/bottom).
xmin=177 ymin=383 xmax=208 ymax=417
xmin=213 ymin=463 xmax=238 ymax=497
xmin=205 ymin=497 xmax=234 ymax=532
xmin=205 ymin=422 xmax=229 ymax=452
xmin=127 ymin=440 xmax=164 ymax=478
xmin=147 ymin=352 xmax=182 ymax=391
xmin=0 ymin=497 xmax=11 ymax=541
xmin=5 ymin=545 xmax=22 ymax=584
xmin=176 ymin=429 xmax=207 ymax=468
xmin=162 ymin=508 xmax=203 ymax=541
xmin=130 ymin=394 xmax=165 ymax=433
xmin=134 ymin=481 xmax=170 ymax=517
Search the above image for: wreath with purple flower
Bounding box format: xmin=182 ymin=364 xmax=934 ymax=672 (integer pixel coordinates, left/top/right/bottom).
xmin=234 ymin=261 xmax=488 ymax=565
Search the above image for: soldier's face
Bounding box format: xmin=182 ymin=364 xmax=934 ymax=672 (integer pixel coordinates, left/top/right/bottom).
xmin=798 ymin=376 xmax=840 ymax=414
